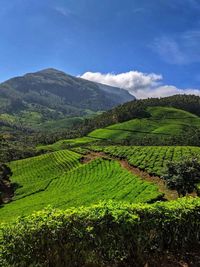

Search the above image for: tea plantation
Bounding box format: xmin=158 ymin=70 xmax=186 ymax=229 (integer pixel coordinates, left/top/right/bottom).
xmin=88 ymin=106 xmax=200 ymax=143
xmin=90 ymin=145 xmax=200 ymax=176
xmin=1 ymin=99 xmax=200 ymax=266
xmin=0 ymin=151 xmax=162 ymax=222
xmin=38 ymin=106 xmax=200 ymax=153
xmin=9 ymin=149 xmax=82 ymax=200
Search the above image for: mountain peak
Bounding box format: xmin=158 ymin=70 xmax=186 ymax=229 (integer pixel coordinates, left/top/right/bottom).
xmin=0 ymin=68 xmax=134 ymax=116
xmin=28 ymin=68 xmax=67 ymax=76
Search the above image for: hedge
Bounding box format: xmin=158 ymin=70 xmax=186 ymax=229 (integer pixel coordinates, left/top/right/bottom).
xmin=1 ymin=197 xmax=200 ymax=267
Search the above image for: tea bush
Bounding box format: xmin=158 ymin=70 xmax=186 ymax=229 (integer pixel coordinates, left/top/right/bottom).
xmin=1 ymin=197 xmax=200 ymax=267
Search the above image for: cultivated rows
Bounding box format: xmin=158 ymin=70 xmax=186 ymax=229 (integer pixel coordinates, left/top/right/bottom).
xmin=90 ymin=146 xmax=200 ymax=176
xmin=1 ymin=157 xmax=161 ymax=222
xmin=9 ymin=149 xmax=82 ymax=200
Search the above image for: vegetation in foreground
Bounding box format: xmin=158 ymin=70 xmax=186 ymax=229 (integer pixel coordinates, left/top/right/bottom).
xmin=1 ymin=198 xmax=200 ymax=267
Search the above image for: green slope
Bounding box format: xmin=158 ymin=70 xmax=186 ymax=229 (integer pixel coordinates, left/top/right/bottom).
xmin=9 ymin=150 xmax=82 ymax=200
xmin=0 ymin=150 xmax=161 ymax=222
xmin=91 ymin=145 xmax=200 ymax=176
xmin=88 ymin=107 xmax=200 ymax=143
xmin=37 ymin=137 xmax=98 ymax=152
xmin=39 ymin=106 xmax=200 ymax=152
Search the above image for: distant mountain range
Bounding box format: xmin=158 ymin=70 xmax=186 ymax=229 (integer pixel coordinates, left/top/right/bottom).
xmin=0 ymin=68 xmax=134 ymax=131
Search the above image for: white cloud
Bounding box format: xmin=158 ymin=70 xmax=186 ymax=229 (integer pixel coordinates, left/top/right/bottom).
xmin=152 ymin=30 xmax=200 ymax=65
xmin=137 ymin=85 xmax=200 ymax=99
xmin=80 ymin=71 xmax=200 ymax=99
xmin=81 ymin=70 xmax=162 ymax=92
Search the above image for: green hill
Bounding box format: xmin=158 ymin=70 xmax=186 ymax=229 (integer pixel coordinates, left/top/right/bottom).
xmin=88 ymin=106 xmax=200 ymax=144
xmin=39 ymin=106 xmax=200 ymax=151
xmin=39 ymin=95 xmax=200 ymax=150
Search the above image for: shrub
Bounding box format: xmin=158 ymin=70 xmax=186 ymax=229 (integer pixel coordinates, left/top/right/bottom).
xmin=1 ymin=198 xmax=200 ymax=267
xmin=164 ymin=157 xmax=200 ymax=196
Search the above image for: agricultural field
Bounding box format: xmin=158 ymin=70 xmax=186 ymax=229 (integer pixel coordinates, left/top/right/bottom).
xmin=8 ymin=149 xmax=82 ymax=200
xmin=1 ymin=104 xmax=200 ymax=266
xmin=37 ymin=136 xmax=99 ymax=152
xmin=90 ymin=145 xmax=200 ymax=176
xmin=0 ymin=152 xmax=162 ymax=222
xmin=88 ymin=107 xmax=200 ymax=142
xmin=37 ymin=106 xmax=200 ymax=154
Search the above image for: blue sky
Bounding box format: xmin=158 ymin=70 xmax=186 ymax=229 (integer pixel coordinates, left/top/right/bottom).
xmin=1 ymin=0 xmax=200 ymax=98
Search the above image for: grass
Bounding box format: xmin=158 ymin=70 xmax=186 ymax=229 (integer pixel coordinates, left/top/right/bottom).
xmin=88 ymin=107 xmax=200 ymax=142
xmin=0 ymin=152 xmax=162 ymax=222
xmin=90 ymin=145 xmax=200 ymax=176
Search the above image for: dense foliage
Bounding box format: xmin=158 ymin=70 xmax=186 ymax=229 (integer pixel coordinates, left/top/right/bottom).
xmin=164 ymin=157 xmax=200 ymax=196
xmin=1 ymin=198 xmax=200 ymax=267
xmin=0 ymin=164 xmax=13 ymax=204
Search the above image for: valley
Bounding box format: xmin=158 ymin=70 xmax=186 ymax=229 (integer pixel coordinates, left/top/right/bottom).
xmin=2 ymin=1 xmax=200 ymax=265
xmin=1 ymin=94 xmax=200 ymax=266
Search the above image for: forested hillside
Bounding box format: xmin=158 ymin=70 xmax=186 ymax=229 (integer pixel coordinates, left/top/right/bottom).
xmin=1 ymin=94 xmax=200 ymax=163
xmin=0 ymin=68 xmax=134 ymax=131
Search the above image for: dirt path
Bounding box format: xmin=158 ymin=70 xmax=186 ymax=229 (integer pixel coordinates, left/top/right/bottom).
xmin=82 ymin=151 xmax=179 ymax=201
xmin=119 ymin=159 xmax=178 ymax=200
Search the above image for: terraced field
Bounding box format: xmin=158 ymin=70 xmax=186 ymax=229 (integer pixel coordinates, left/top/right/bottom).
xmin=90 ymin=145 xmax=200 ymax=176
xmin=3 ymin=143 xmax=200 ymax=223
xmin=8 ymin=149 xmax=82 ymax=200
xmin=37 ymin=106 xmax=200 ymax=154
xmin=0 ymin=152 xmax=162 ymax=222
xmin=37 ymin=136 xmax=99 ymax=152
xmin=88 ymin=107 xmax=200 ymax=142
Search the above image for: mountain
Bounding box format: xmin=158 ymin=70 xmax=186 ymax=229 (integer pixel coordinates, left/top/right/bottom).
xmin=0 ymin=68 xmax=134 ymax=131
